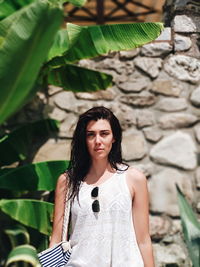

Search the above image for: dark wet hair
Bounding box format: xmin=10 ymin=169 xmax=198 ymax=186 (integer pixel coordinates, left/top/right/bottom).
xmin=66 ymin=106 xmax=129 ymax=202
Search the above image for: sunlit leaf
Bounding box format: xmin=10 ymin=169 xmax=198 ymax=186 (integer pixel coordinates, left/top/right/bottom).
xmin=5 ymin=244 xmax=40 ymax=267
xmin=47 ymin=28 xmax=69 ymax=61
xmin=0 ymin=0 xmax=63 ymax=125
xmin=176 ymin=184 xmax=200 ymax=267
xmin=52 ymin=22 xmax=164 ymax=63
xmin=4 ymin=224 xmax=30 ymax=248
xmin=67 ymin=0 xmax=87 ymax=7
xmin=0 ymin=0 xmax=35 ymax=20
xmin=0 ymin=199 xmax=53 ymax=235
xmin=0 ymin=160 xmax=70 ymax=191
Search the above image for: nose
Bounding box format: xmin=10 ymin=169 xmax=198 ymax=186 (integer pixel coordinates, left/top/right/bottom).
xmin=95 ymin=134 xmax=101 ymax=144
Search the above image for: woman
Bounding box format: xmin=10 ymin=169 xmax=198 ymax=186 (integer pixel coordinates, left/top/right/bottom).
xmin=49 ymin=106 xmax=154 ymax=267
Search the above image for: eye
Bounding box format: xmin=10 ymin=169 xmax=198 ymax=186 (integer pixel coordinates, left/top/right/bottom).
xmin=101 ymin=132 xmax=109 ymax=136
xmin=86 ymin=132 xmax=94 ymax=137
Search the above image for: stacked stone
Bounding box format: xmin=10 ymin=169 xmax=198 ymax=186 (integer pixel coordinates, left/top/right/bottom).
xmin=29 ymin=2 xmax=200 ymax=266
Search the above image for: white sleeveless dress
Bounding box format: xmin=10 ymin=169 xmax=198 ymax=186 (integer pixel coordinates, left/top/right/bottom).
xmin=65 ymin=165 xmax=144 ymax=267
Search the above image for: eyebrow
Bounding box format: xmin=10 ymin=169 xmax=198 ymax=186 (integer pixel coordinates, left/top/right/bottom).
xmin=86 ymin=130 xmax=110 ymax=132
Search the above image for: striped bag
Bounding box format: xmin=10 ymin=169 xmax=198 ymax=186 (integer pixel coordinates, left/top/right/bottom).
xmin=38 ymin=182 xmax=72 ymax=266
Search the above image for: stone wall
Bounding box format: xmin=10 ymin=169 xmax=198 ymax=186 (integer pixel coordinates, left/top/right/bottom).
xmin=20 ymin=2 xmax=200 ymax=266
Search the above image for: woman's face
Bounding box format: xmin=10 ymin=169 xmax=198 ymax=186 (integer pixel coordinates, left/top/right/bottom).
xmin=86 ymin=119 xmax=115 ymax=160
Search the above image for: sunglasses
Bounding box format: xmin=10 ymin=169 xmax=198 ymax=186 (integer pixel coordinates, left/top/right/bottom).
xmin=91 ymin=186 xmax=100 ymax=212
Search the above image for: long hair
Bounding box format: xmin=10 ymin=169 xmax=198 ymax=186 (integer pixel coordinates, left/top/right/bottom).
xmin=66 ymin=106 xmax=129 ymax=202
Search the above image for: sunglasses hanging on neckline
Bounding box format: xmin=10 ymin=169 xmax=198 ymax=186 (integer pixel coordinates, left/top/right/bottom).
xmin=91 ymin=186 xmax=100 ymax=212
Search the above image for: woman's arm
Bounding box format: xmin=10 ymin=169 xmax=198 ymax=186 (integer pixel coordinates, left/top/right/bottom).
xmin=129 ymin=168 xmax=154 ymax=267
xmin=49 ymin=173 xmax=69 ymax=248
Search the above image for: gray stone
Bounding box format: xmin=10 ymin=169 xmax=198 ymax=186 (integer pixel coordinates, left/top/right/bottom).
xmin=155 ymin=27 xmax=172 ymax=41
xmin=150 ymin=131 xmax=197 ymax=170
xmin=143 ymin=127 xmax=163 ymax=143
xmin=151 ymin=79 xmax=182 ymax=97
xmin=118 ymin=71 xmax=151 ymax=93
xmin=33 ymin=139 xmax=71 ymax=162
xmin=44 ymin=106 xmax=67 ymax=122
xmin=118 ymin=78 xmax=149 ymax=93
xmin=131 ymin=163 xmax=154 ymax=178
xmin=170 ymin=219 xmax=182 ymax=235
xmin=48 ymin=85 xmax=62 ymax=96
xmin=53 ymin=91 xmax=77 ymax=111
xmin=194 ymin=123 xmax=200 ymax=143
xmin=134 ymin=57 xmax=162 ymax=79
xmin=125 ymin=61 xmax=135 ymax=75
xmin=149 ymin=215 xmax=171 ymax=240
xmin=173 ymin=15 xmax=200 ymax=33
xmin=164 ymin=55 xmax=200 ymax=84
xmin=195 ymin=167 xmax=200 ymax=189
xmin=95 ymin=58 xmax=127 ymax=74
xmin=122 ymin=129 xmax=147 ymax=161
xmin=153 ymin=243 xmax=188 ymax=267
xmin=109 ymin=104 xmax=137 ymax=130
xmin=197 ymin=202 xmax=200 ymax=213
xmin=119 ymin=48 xmax=140 ymax=59
xmin=60 ymin=113 xmax=77 ymax=138
xmin=156 ymin=97 xmax=188 ymax=112
xmin=75 ymin=87 xmax=117 ymax=101
xmin=78 ymin=59 xmax=96 ymax=69
xmin=148 ymin=168 xmax=193 ymax=216
xmin=120 ymin=91 xmax=157 ymax=107
xmin=190 ymin=86 xmax=200 ymax=106
xmin=141 ymin=42 xmax=172 ymax=57
xmin=53 ymin=91 xmax=93 ymax=114
xmin=136 ymin=109 xmax=155 ymax=128
xmin=174 ymin=34 xmax=192 ymax=51
xmin=158 ymin=113 xmax=198 ymax=129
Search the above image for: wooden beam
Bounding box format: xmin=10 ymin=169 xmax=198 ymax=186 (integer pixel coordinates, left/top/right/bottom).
xmin=97 ymin=0 xmax=104 ymax=24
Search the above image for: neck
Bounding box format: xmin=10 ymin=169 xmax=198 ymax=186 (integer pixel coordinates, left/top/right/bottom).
xmin=87 ymin=158 xmax=115 ymax=180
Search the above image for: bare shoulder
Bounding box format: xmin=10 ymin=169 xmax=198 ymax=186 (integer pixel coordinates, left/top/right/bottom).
xmin=55 ymin=172 xmax=69 ymax=192
xmin=127 ymin=166 xmax=146 ymax=183
xmin=127 ymin=166 xmax=147 ymax=196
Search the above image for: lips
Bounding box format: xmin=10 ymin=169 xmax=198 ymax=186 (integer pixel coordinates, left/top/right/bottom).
xmin=95 ymin=148 xmax=104 ymax=151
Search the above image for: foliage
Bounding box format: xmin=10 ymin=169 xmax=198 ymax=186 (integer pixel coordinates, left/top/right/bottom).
xmin=176 ymin=184 xmax=200 ymax=267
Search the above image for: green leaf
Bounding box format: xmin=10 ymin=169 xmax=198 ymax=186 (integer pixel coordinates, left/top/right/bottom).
xmin=0 ymin=199 xmax=53 ymax=235
xmin=0 ymin=0 xmax=63 ymax=125
xmin=48 ymin=63 xmax=112 ymax=92
xmin=0 ymin=0 xmax=35 ymax=20
xmin=0 ymin=119 xmax=59 ymax=166
xmin=4 ymin=225 xmax=30 ymax=248
xmin=5 ymin=244 xmax=40 ymax=267
xmin=56 ymin=22 xmax=164 ymax=63
xmin=67 ymin=0 xmax=87 ymax=7
xmin=0 ymin=160 xmax=70 ymax=191
xmin=176 ymin=184 xmax=200 ymax=267
xmin=47 ymin=28 xmax=70 ymax=61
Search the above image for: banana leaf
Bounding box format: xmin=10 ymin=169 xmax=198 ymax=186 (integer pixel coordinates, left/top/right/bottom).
xmin=47 ymin=29 xmax=70 ymax=61
xmin=0 ymin=199 xmax=53 ymax=235
xmin=0 ymin=0 xmax=85 ymax=20
xmin=49 ymin=22 xmax=164 ymax=64
xmin=4 ymin=224 xmax=30 ymax=248
xmin=48 ymin=63 xmax=112 ymax=92
xmin=0 ymin=0 xmax=34 ymax=20
xmin=67 ymin=0 xmax=87 ymax=7
xmin=0 ymin=0 xmax=63 ymax=125
xmin=0 ymin=160 xmax=70 ymax=191
xmin=5 ymin=244 xmax=40 ymax=267
xmin=176 ymin=184 xmax=200 ymax=267
xmin=0 ymin=119 xmax=59 ymax=166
